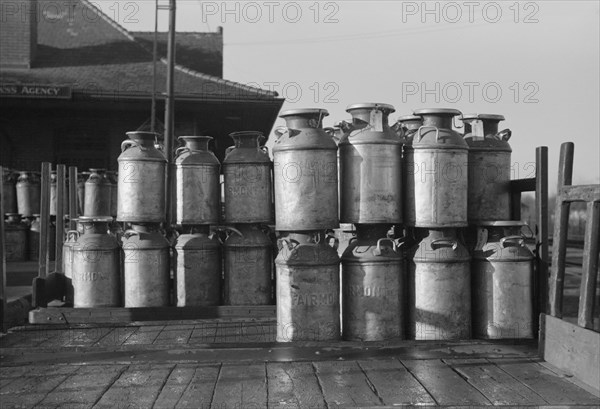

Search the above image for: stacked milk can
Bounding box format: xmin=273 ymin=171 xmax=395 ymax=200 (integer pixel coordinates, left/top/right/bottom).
xmin=65 ymin=167 xmax=120 ymax=307
xmin=118 ymin=131 xmax=169 ymax=307
xmin=173 ymin=135 xmax=221 ymax=307
xmin=222 ymin=131 xmax=274 ymax=306
xmin=337 ymin=103 xmax=405 ymax=341
xmin=463 ymin=114 xmax=534 ymax=339
xmin=273 ymin=109 xmax=341 ymax=342
xmin=3 ymin=169 xmax=28 ymax=262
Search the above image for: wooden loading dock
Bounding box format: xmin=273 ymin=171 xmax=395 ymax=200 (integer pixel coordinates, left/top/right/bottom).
xmin=0 ymin=142 xmax=599 ymax=407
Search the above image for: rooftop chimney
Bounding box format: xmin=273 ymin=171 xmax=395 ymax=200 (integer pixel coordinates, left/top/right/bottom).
xmin=0 ymin=0 xmax=38 ymax=68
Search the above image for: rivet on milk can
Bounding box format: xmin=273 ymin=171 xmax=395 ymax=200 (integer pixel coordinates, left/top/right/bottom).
xmin=174 ymin=225 xmax=222 ymax=307
xmin=223 ymin=131 xmax=273 ymax=224
xmin=84 ymin=169 xmax=112 ymax=218
xmin=122 ymin=224 xmax=170 ymax=307
xmin=71 ymin=216 xmax=120 ymax=308
xmin=273 ymin=109 xmax=339 ymax=231
xmin=2 ymin=169 xmax=18 ymax=214
xmin=276 ymin=231 xmax=340 ymax=342
xmin=223 ymin=224 xmax=273 ymax=305
xmin=4 ymin=213 xmax=28 ymax=261
xmin=338 ymin=103 xmax=404 ymax=224
xmin=409 ymin=228 xmax=471 ymax=340
xmin=174 ymin=136 xmax=221 ymax=225
xmin=16 ymin=171 xmax=40 ymax=217
xmin=405 ymin=109 xmax=468 ymax=227
xmin=28 ymin=213 xmax=56 ymax=261
xmin=117 ymin=132 xmax=166 ymax=223
xmin=462 ymin=114 xmax=512 ymax=222
xmin=342 ymin=224 xmax=405 ymax=341
xmin=472 ymin=221 xmax=534 ymax=339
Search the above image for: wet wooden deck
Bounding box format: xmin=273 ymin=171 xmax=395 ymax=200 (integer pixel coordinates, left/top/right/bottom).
xmin=1 ymin=321 xmax=599 ymax=408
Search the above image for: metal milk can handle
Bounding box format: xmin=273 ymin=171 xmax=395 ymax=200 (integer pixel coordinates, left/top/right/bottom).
xmin=175 ymin=147 xmax=189 ymax=157
xmin=278 ymin=237 xmax=299 ymax=251
xmin=495 ymin=128 xmax=512 ymax=141
xmin=373 ymin=238 xmax=397 ymax=256
xmin=416 ymin=125 xmax=440 ymax=142
xmin=274 ymin=127 xmax=289 ymax=139
xmin=500 ymin=235 xmax=524 ymax=247
xmin=390 ymin=120 xmax=404 ymax=138
xmin=325 ymin=229 xmax=339 ymax=250
xmin=225 ymin=146 xmax=235 ymax=156
xmin=122 ymin=230 xmax=140 ymax=239
xmin=431 ymin=239 xmax=458 ymax=250
xmin=121 ymin=140 xmax=146 ymax=152
xmin=66 ymin=230 xmax=80 ymax=241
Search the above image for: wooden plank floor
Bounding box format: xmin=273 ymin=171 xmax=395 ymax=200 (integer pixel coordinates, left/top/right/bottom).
xmin=0 ymin=356 xmax=598 ymax=408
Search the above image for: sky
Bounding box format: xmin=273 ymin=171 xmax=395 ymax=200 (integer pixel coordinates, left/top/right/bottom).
xmin=99 ymin=0 xmax=600 ymax=193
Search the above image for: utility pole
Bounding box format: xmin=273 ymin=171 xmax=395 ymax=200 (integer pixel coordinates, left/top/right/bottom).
xmin=164 ymin=0 xmax=176 ymax=226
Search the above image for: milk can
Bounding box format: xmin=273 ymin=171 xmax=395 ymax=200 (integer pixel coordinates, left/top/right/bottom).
xmin=117 ymin=132 xmax=166 ymax=223
xmin=77 ymin=172 xmax=88 ymax=216
xmin=342 ymin=224 xmax=405 ymax=341
xmin=106 ymin=171 xmax=118 ymax=218
xmin=224 ymin=224 xmax=273 ymax=305
xmin=28 ymin=214 xmax=55 ymax=261
xmin=405 ymin=109 xmax=468 ymax=227
xmin=122 ymin=224 xmax=170 ymax=307
xmin=62 ymin=229 xmax=80 ymax=279
xmin=472 ymin=221 xmax=534 ymax=339
xmin=2 ymin=169 xmax=17 ymax=214
xmin=273 ymin=109 xmax=339 ymax=231
xmin=16 ymin=171 xmax=40 ymax=217
xmin=462 ymin=114 xmax=512 ymax=222
xmin=408 ymin=228 xmax=471 ymax=340
xmin=174 ymin=136 xmax=220 ymax=225
xmin=174 ymin=225 xmax=222 ymax=307
xmin=84 ymin=169 xmax=112 ymax=218
xmin=338 ymin=103 xmax=403 ymax=224
xmin=223 ymin=131 xmax=273 ymax=224
xmin=71 ymin=217 xmax=120 ymax=308
xmin=276 ymin=231 xmax=340 ymax=342
xmin=4 ymin=213 xmax=28 ymax=261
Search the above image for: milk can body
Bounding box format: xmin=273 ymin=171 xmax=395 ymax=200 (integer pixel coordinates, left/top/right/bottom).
xmin=405 ymin=109 xmax=468 ymax=227
xmin=463 ymin=114 xmax=512 ymax=222
xmin=2 ymin=169 xmax=17 ymax=214
xmin=106 ymin=171 xmax=118 ymax=218
xmin=174 ymin=136 xmax=220 ymax=225
xmin=273 ymin=109 xmax=339 ymax=230
xmin=77 ymin=172 xmax=88 ymax=216
xmin=122 ymin=224 xmax=170 ymax=307
xmin=16 ymin=171 xmax=40 ymax=217
xmin=276 ymin=231 xmax=340 ymax=341
xmin=4 ymin=214 xmax=28 ymax=261
xmin=224 ymin=224 xmax=273 ymax=305
xmin=50 ymin=171 xmax=69 ymax=217
xmin=342 ymin=224 xmax=405 ymax=341
xmin=472 ymin=221 xmax=534 ymax=339
xmin=71 ymin=217 xmax=120 ymax=308
xmin=174 ymin=226 xmax=221 ymax=307
xmin=338 ymin=103 xmax=403 ymax=224
xmin=63 ymin=229 xmax=80 ymax=279
xmin=223 ymin=131 xmax=273 ymax=224
xmin=408 ymin=228 xmax=471 ymax=340
xmin=117 ymin=132 xmax=166 ymax=223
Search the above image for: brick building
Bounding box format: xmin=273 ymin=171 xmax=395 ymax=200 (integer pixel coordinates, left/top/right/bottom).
xmin=0 ymin=0 xmax=284 ymax=170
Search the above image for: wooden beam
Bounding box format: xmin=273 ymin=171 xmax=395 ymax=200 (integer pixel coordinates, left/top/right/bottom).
xmin=510 ymin=177 xmax=536 ymax=192
xmin=548 ymin=143 xmax=574 ymax=318
xmin=511 ymin=190 xmax=522 ymax=220
xmin=560 ymin=185 xmax=600 ymax=203
xmin=535 ymin=146 xmax=549 ymax=319
xmin=55 ymin=165 xmax=66 ymax=273
xmin=540 ymin=314 xmax=600 ymax=394
xmin=38 ymin=162 xmax=52 ymax=279
xmin=68 ymin=166 xmax=78 ymax=231
xmin=0 ymin=167 xmax=7 ymax=332
xmin=578 ymin=201 xmax=600 ymax=329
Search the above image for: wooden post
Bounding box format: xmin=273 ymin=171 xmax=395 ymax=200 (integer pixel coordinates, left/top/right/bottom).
xmin=0 ymin=167 xmax=7 ymax=332
xmin=548 ymin=142 xmax=574 ymax=318
xmin=578 ymin=200 xmax=600 ymax=329
xmin=55 ymin=165 xmax=66 ymax=273
xmin=39 ymin=162 xmax=52 ymax=279
xmin=535 ymin=146 xmax=549 ymax=319
xmin=68 ymin=167 xmax=78 ymax=231
xmin=511 ymin=191 xmax=522 ymax=221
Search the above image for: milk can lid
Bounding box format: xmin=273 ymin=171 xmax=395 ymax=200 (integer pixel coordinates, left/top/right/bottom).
xmin=461 ymin=113 xmax=505 ymax=122
xmin=413 ymin=108 xmax=462 ymax=116
xmin=346 ymin=103 xmax=395 ymax=113
xmin=279 ymin=108 xmax=329 ymax=118
xmin=396 ymin=115 xmax=422 ymax=122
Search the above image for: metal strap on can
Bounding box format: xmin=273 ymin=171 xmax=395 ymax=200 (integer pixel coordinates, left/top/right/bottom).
xmin=416 ymin=125 xmax=440 ymax=142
